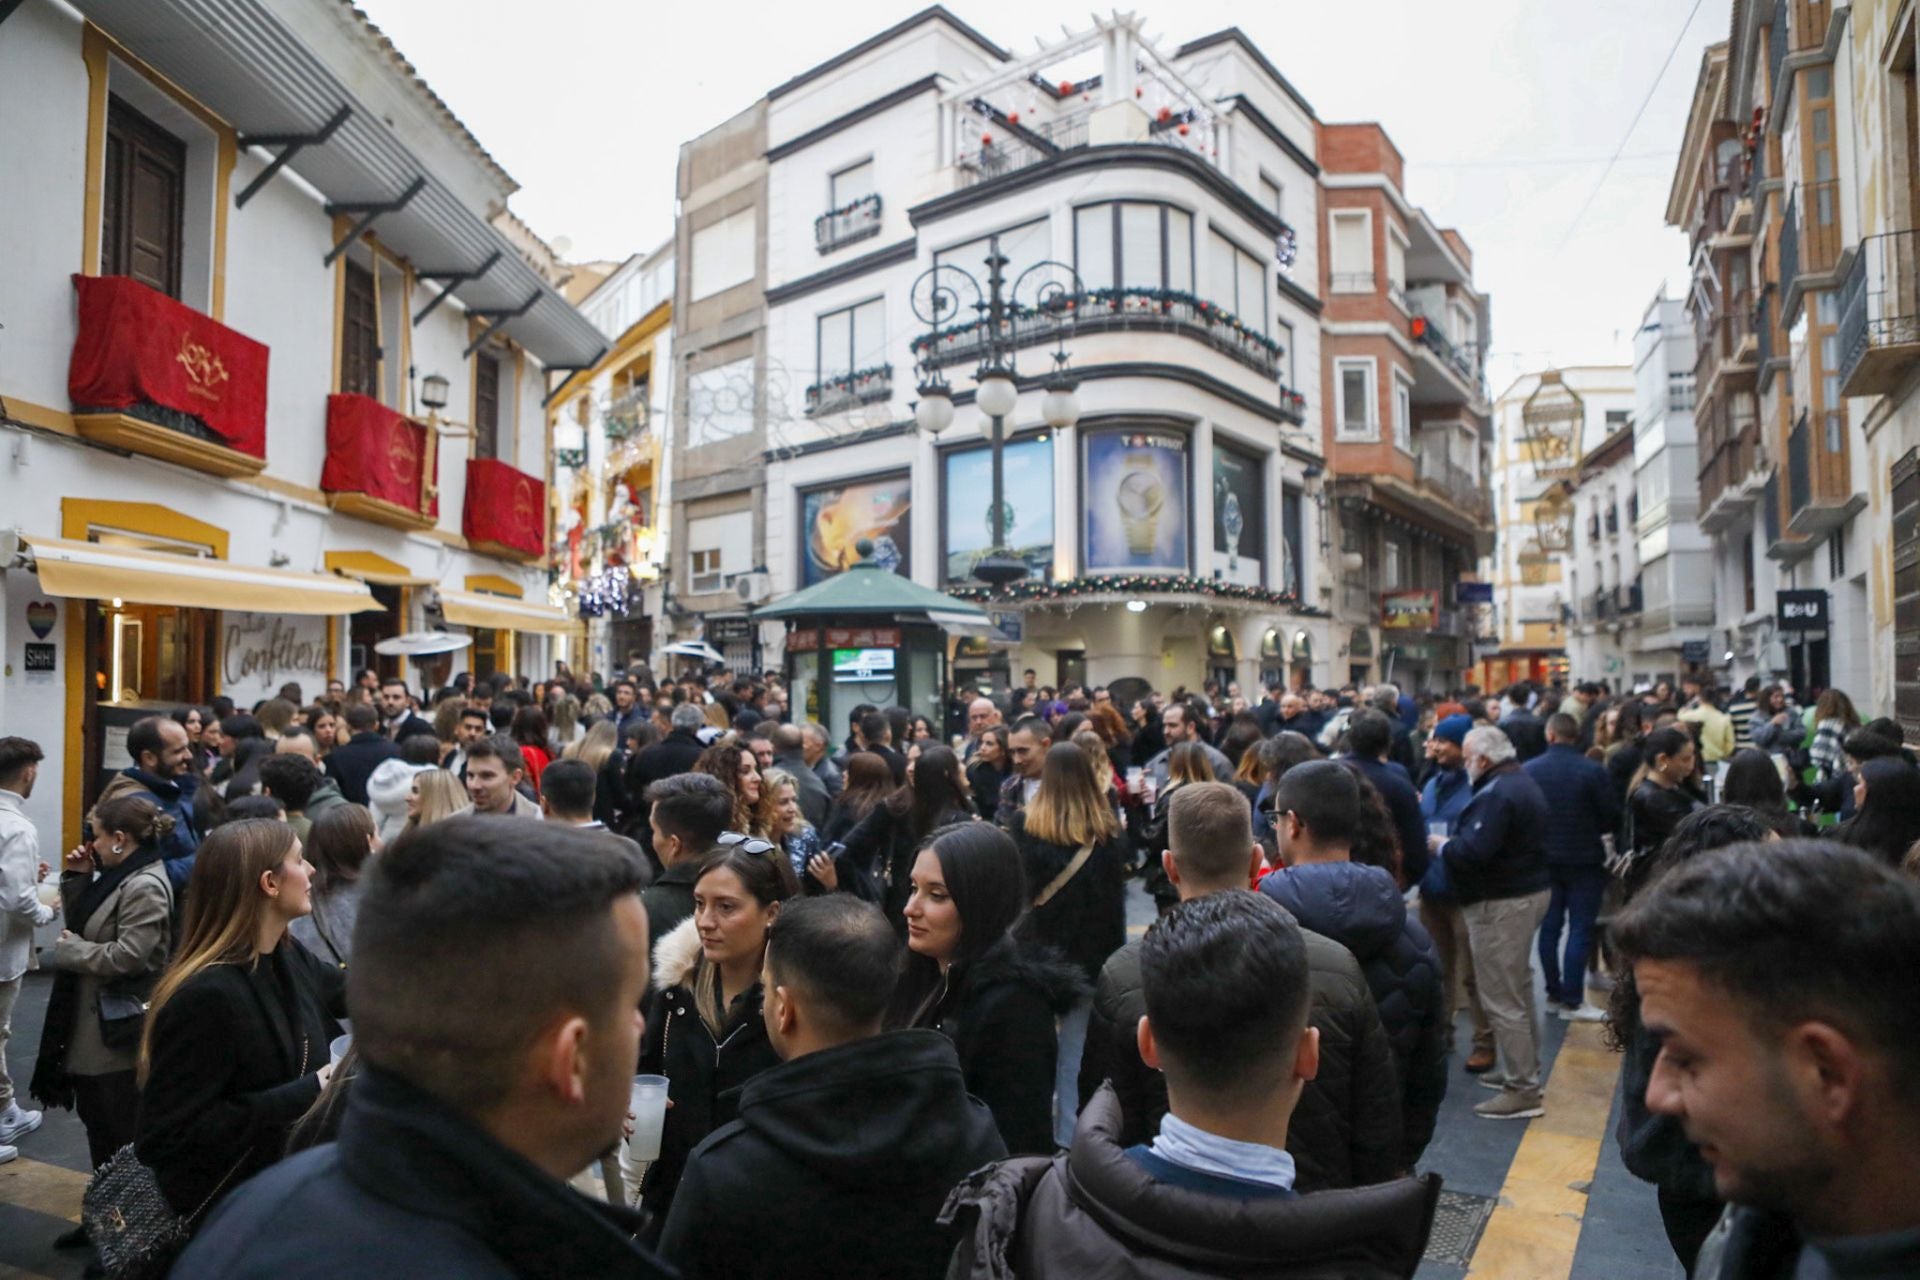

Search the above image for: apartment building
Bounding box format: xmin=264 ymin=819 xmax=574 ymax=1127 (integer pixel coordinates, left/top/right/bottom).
xmin=1631 ymin=291 xmax=1714 ymax=678
xmin=1563 ymin=422 xmax=1640 ymax=683
xmin=0 ymin=0 xmax=599 ymax=849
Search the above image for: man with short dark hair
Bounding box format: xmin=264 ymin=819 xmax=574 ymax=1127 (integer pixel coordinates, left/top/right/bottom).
xmin=642 ymin=773 xmax=733 ymax=942
xmin=446 ymin=705 xmax=492 ymax=780
xmin=1570 ymin=681 xmax=1610 ymax=751
xmin=1497 ymin=682 xmax=1547 ymax=762
xmin=90 ymin=715 xmax=201 ymax=888
xmin=540 ymin=760 xmax=647 ymax=879
xmin=860 ymin=712 xmax=907 ymax=784
xmin=1615 ymin=842 xmax=1920 ymax=1280
xmin=1418 ymin=713 xmax=1491 ymax=1070
xmin=628 ymin=702 xmax=706 ymax=795
xmin=464 ymin=737 xmax=541 ymax=819
xmin=660 ymin=897 xmax=1005 ymax=1278
xmin=326 ymin=703 xmax=401 ymax=807
xmin=175 ymin=817 xmax=671 ymax=1279
xmin=1338 ymin=709 xmax=1430 ymax=887
xmin=1143 ymin=699 xmax=1233 ymax=790
xmin=0 ymin=737 xmax=54 ymax=1156
xmin=610 ymin=678 xmax=647 ymax=745
xmin=378 ymin=678 xmax=434 ymax=743
xmin=955 ymin=892 xmax=1439 ymax=1275
xmin=1523 ymin=712 xmax=1619 ymax=1021
xmin=1085 ymin=782 xmax=1402 ymax=1192
xmin=257 ymin=753 xmax=323 ymax=843
xmin=768 ymin=724 xmax=828 ymax=829
xmin=993 ymin=717 xmax=1050 ymax=827
xmin=1262 ymin=761 xmax=1446 ymax=1168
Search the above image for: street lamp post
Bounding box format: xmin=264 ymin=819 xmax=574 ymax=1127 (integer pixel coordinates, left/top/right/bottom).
xmin=911 ymin=236 xmax=1082 ymax=587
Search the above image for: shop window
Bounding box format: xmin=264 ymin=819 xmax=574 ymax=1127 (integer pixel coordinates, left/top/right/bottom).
xmin=103 ymin=95 xmax=185 ymax=298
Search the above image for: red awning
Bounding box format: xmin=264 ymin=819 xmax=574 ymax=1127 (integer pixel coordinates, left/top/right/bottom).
xmin=67 ymin=275 xmax=269 ymax=457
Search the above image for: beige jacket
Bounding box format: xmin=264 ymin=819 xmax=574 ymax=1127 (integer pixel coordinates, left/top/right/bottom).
xmin=45 ymin=859 xmax=173 ymax=1076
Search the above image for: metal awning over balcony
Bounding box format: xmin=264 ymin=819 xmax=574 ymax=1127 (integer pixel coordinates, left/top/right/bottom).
xmin=71 ymin=0 xmax=606 ymax=369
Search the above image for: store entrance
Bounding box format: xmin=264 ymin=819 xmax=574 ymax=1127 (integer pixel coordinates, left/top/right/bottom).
xmin=83 ymin=599 xmax=217 ymax=811
xmin=348 ymin=584 xmax=403 ymax=681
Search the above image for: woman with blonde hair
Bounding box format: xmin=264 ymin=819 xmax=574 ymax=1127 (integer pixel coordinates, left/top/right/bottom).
xmin=548 ymin=694 xmax=584 ymax=753
xmin=564 ymin=717 xmax=618 ymax=771
xmin=136 ymin=819 xmax=344 ymax=1223
xmin=396 ymin=768 xmax=471 ymax=841
xmin=1007 ymin=740 xmax=1126 ymax=1145
xmin=253 ymin=698 xmax=297 ymax=741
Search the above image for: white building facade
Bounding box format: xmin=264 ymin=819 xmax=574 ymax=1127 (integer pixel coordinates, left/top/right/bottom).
xmin=1630 ymin=291 xmax=1714 ymax=682
xmin=0 ymin=0 xmax=601 ymax=849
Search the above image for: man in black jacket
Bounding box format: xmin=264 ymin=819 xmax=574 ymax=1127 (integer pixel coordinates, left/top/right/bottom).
xmin=376 ymin=678 xmax=435 ymax=743
xmin=640 ymin=774 xmax=733 ymax=943
xmin=1496 ymin=682 xmax=1548 ymax=762
xmin=1522 ymin=713 xmax=1619 ymax=1020
xmin=1083 ymin=782 xmax=1402 ymax=1191
xmin=324 ymin=703 xmax=399 ymax=807
xmin=660 ymin=896 xmax=1005 ymax=1279
xmin=173 ymin=818 xmax=672 ymax=1280
xmin=627 ymin=703 xmax=706 ymax=795
xmin=1433 ymin=725 xmax=1551 ymax=1120
xmin=1341 ymin=709 xmax=1430 ymax=886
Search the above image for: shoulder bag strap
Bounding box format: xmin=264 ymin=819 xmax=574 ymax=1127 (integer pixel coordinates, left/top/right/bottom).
xmin=1032 ymin=841 xmax=1096 ymax=909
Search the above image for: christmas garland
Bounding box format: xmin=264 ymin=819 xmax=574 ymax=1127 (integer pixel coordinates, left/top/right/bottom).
xmin=910 ymin=287 xmax=1286 ymax=362
xmin=949 ymin=574 xmax=1299 ymax=608
xmin=603 ymin=409 xmax=646 ymax=442
xmin=813 ymin=193 xmax=882 ymax=235
xmin=805 ymin=364 xmax=893 ymax=410
xmin=554 ymin=447 xmax=586 ymax=470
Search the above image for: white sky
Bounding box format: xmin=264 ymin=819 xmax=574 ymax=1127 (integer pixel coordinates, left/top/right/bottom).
xmin=357 ymin=0 xmax=1732 ymax=387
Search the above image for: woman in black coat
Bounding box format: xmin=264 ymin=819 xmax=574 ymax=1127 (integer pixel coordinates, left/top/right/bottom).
xmin=1627 ymin=727 xmax=1707 ymax=857
xmin=636 ymin=847 xmax=798 ymax=1226
xmin=137 ymin=819 xmax=345 ymax=1221
xmin=887 ymin=824 xmax=1086 ymax=1157
xmin=966 ymin=726 xmax=1011 ymax=821
xmin=838 ymin=746 xmax=976 ymax=925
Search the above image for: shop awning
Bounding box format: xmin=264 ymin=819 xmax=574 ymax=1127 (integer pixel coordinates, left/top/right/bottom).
xmin=437 ymin=588 xmax=580 ymax=635
xmin=25 ymin=535 xmax=381 ymax=615
xmin=324 ymin=550 xmax=433 ymax=587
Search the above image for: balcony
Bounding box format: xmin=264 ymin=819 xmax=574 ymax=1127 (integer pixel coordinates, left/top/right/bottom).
xmin=1414 ymin=448 xmax=1490 ymax=520
xmin=463 ymin=458 xmax=547 ymax=562
xmin=1697 ymin=417 xmax=1768 ymax=534
xmin=603 ymin=383 xmax=650 ymax=446
xmin=321 ymin=394 xmax=438 ymax=532
xmin=955 ymin=106 xmax=1092 ymax=190
xmin=815 ymin=194 xmax=883 ymax=254
xmin=1277 ymin=385 xmax=1308 ymax=426
xmin=1838 ymin=229 xmax=1920 ymax=395
xmin=912 ymin=287 xmax=1287 ymax=384
xmin=1408 ymin=313 xmax=1488 ymax=405
xmin=1787 ymin=408 xmax=1861 ymax=537
xmin=68 ymin=275 xmax=269 ymax=479
xmin=1693 ymin=182 xmax=1738 ymax=253
xmin=1588 ymin=513 xmax=1601 ymax=542
xmin=1755 ymin=287 xmax=1779 ymax=389
xmin=1605 ymin=508 xmax=1620 ymax=537
xmin=1781 ymin=180 xmax=1843 ymax=318
xmin=805 ymin=364 xmax=893 ymax=416
xmin=1698 ymin=293 xmax=1756 ymax=394
xmin=1331 ymin=271 xmax=1377 ymax=293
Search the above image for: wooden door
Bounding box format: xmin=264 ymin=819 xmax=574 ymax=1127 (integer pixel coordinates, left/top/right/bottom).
xmin=103 ymin=96 xmax=186 ymax=297
xmin=342 ymin=261 xmax=380 ymax=398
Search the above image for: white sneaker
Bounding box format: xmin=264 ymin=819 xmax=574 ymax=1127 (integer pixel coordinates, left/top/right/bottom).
xmin=0 ymin=1104 xmax=41 ymax=1144
xmin=0 ymin=1142 xmax=15 ymax=1165
xmin=1565 ymin=1003 xmax=1608 ymax=1023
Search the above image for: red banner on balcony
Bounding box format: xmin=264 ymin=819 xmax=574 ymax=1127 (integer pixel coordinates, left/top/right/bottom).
xmin=67 ymin=275 xmax=269 ymax=457
xmin=464 ymin=458 xmax=545 ymax=560
xmin=321 ymin=394 xmax=437 ymax=518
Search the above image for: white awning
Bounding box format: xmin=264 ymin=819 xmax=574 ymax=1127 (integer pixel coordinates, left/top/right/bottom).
xmin=436 ymin=588 xmax=580 ymax=635
xmin=25 ymin=535 xmax=381 ymax=615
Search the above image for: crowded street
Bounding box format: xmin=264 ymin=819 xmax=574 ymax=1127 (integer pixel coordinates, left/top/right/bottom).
xmin=5 ymin=1 xmax=1920 ymax=1278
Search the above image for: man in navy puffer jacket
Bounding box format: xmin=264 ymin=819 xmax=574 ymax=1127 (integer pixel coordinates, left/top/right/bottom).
xmin=1261 ymin=761 xmax=1447 ymax=1168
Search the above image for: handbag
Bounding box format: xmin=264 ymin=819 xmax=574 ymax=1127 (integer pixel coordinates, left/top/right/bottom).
xmin=96 ymin=973 xmax=157 ymax=1052
xmin=1032 ymin=841 xmax=1096 ymax=909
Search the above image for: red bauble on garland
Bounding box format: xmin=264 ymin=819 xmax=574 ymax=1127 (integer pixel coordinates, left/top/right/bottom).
xmin=1059 ymin=79 xmax=1075 ymax=95
xmin=1157 ymin=105 xmax=1172 ymax=123
xmin=982 ymin=132 xmax=994 ymax=146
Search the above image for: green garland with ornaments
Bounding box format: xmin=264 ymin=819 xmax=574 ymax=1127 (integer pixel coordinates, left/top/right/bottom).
xmin=950 ymin=574 xmax=1299 ymax=608
xmin=910 ymin=287 xmax=1285 ymax=362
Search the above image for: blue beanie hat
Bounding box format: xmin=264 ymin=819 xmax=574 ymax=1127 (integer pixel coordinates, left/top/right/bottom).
xmin=1432 ymin=714 xmax=1473 ymax=746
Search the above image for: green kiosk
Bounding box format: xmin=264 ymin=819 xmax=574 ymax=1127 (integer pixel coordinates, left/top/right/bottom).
xmin=755 ymin=542 xmax=988 ymax=733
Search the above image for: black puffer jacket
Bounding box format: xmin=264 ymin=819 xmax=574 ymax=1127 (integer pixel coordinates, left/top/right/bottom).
xmin=1082 ymin=902 xmax=1404 ymax=1192
xmin=942 ymin=1084 xmax=1442 ymax=1280
xmin=1008 ymin=811 xmax=1127 ymax=984
xmin=1259 ymin=863 xmax=1447 ymax=1167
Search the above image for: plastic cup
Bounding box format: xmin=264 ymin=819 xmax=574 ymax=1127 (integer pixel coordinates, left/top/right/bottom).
xmin=1428 ymin=822 xmax=1450 ymax=840
xmin=328 ymin=1033 xmax=352 ymax=1070
xmin=626 ymin=1074 xmax=669 ymax=1162
xmin=35 ymin=881 xmax=62 ymax=909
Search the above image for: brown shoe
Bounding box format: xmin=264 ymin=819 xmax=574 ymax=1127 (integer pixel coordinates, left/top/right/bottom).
xmin=1464 ymin=1047 xmax=1497 ymax=1074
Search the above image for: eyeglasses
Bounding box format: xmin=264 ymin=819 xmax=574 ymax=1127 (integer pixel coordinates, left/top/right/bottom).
xmin=716 ymin=831 xmax=778 ymax=856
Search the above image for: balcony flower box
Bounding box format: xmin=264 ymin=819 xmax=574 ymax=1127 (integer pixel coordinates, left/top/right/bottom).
xmin=805 ymin=364 xmax=893 ymax=415
xmin=67 ymin=274 xmax=269 ymax=478
xmin=321 ymin=393 xmax=439 ymax=531
xmin=464 ymin=458 xmax=546 ymax=562
xmin=815 ymin=194 xmax=883 ymax=253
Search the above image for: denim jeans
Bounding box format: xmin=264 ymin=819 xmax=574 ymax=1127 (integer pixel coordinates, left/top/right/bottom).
xmin=1054 ymin=997 xmax=1092 ymax=1148
xmin=1538 ymin=864 xmax=1610 ymax=1008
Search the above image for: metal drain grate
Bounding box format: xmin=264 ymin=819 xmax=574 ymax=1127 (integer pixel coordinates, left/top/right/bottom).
xmin=1424 ymin=1189 xmax=1498 ymax=1267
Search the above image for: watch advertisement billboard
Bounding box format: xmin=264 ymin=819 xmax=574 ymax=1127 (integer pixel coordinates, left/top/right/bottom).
xmin=1084 ymin=430 xmax=1188 ymax=575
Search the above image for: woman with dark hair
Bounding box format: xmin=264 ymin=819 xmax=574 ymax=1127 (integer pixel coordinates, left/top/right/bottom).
xmin=820 ymin=751 xmax=894 ymax=844
xmin=1009 ymin=742 xmax=1126 ymax=1145
xmin=1129 ymin=698 xmax=1165 ymax=764
xmin=966 ymin=725 xmax=1011 ymax=821
xmin=1605 ymin=700 xmax=1650 ymax=807
xmin=638 ymin=846 xmax=799 ymax=1223
xmin=1748 ymin=684 xmax=1802 ymax=755
xmin=287 ymin=805 xmax=376 ymax=966
xmin=839 ymin=745 xmax=977 ymax=921
xmin=693 ymin=740 xmax=775 ymax=838
xmin=1628 ymin=726 xmax=1706 ymax=856
xmin=1251 ymin=732 xmax=1321 ymax=843
xmin=222 ymin=736 xmax=276 ymax=802
xmin=209 ymin=715 xmax=265 ymax=795
xmin=907 ymin=715 xmax=937 ymax=743
xmin=172 ymin=706 xmax=217 ymax=773
xmin=1606 ymin=804 xmax=1774 ymax=1275
xmin=1334 ymin=762 xmax=1406 ymax=877
xmin=1831 ymin=757 xmax=1920 ymax=866
xmin=887 ymin=823 xmax=1085 ymax=1156
xmin=1720 ymin=748 xmax=1815 ymax=837
xmin=507 ymin=705 xmax=552 ymax=791
xmin=299 ymin=705 xmax=338 ymax=759
xmin=1218 ymin=713 xmax=1264 ymax=768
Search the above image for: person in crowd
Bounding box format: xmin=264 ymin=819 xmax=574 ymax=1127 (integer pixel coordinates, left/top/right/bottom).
xmin=396 ymin=768 xmax=472 ymax=843
xmin=1416 ymin=714 xmax=1481 ymax=1067
xmin=820 ymin=752 xmax=893 ymax=845
xmin=565 ymin=719 xmax=625 ymax=830
xmin=962 ymin=697 xmax=1001 ymax=763
xmin=137 ymin=819 xmax=345 ymax=1225
xmin=208 ymin=715 xmax=265 ymax=796
xmin=222 ymin=736 xmax=277 ymax=803
xmin=1143 ymin=699 xmax=1233 ymax=790
xmin=1496 ymin=683 xmax=1547 ymax=762
xmin=92 ymin=715 xmax=203 ymax=892
xmin=298 ymin=706 xmax=337 ymax=761
xmin=857 ymin=712 xmax=908 ymax=785
xmin=1603 ymin=805 xmax=1771 ymax=1273
xmin=1605 ymin=700 xmax=1652 ymax=807
xmin=1719 ymin=748 xmax=1814 ymax=836
xmin=747 ymin=731 xmax=778 ymax=778
xmin=906 ymin=715 xmax=937 ymax=744
xmin=839 ymin=745 xmax=977 ymax=919
xmin=0 ymin=739 xmax=54 ymax=1161
xmin=627 ymin=702 xmax=707 ymax=797
xmin=1806 ymin=688 xmax=1861 ymax=784
xmin=1217 ymin=713 xmax=1265 ymax=771
xmin=1569 ymin=682 xmax=1609 ymax=751
xmin=1612 ymin=840 xmax=1920 ymax=1279
xmin=444 ymin=704 xmax=492 ymax=781
xmin=1433 ymin=726 xmax=1552 ymax=1119
xmin=173 ymin=816 xmax=670 ymax=1278
xmin=638 ymin=847 xmax=799 ymax=1225
xmin=172 ymin=706 xmax=214 ymax=773
xmin=640 ymin=774 xmax=735 ymax=944
xmin=1006 ymin=742 xmax=1126 ymax=1147
xmin=463 ymin=737 xmax=542 ymax=820
xmin=887 ymin=823 xmax=1084 ymax=1157
xmin=366 ymin=734 xmax=441 ymax=845
xmin=693 ymin=741 xmax=773 ymax=838
xmin=1629 ymin=726 xmax=1706 ymax=856
xmin=1230 ymin=723 xmax=1274 ymax=807
xmin=1524 ymin=712 xmax=1620 ymax=1021
xmin=761 ymin=766 xmax=830 ymax=891
xmin=609 ymin=677 xmax=649 ymax=744
xmin=658 ymin=896 xmax=1006 ymax=1280
xmin=253 ymin=699 xmax=297 ymax=743
xmin=965 ymin=725 xmax=1011 ymax=821
xmin=534 ymin=757 xmax=635 ymax=848
xmin=1086 ymin=701 xmax=1133 ymax=776
xmin=376 ymin=679 xmax=433 ymax=743
xmin=324 ymin=704 xmax=399 ymax=808
xmin=1130 ymin=697 xmax=1166 ymax=763
xmin=991 ymin=717 xmax=1050 ymax=827
xmin=1724 ymin=675 xmax=1761 ymax=753
xmin=1260 ymin=762 xmax=1446 ymax=1170
xmin=1340 ymin=709 xmax=1429 ymax=887
xmin=256 ymin=754 xmax=322 ymax=844
xmin=1830 ymin=755 xmax=1920 ymax=867
xmin=224 ymin=794 xmax=287 ymax=824
xmin=547 ymin=694 xmax=584 ymax=755
xmin=1137 ymin=741 xmax=1216 ymax=916
xmin=287 ymin=804 xmax=375 ymax=968
xmin=799 ymin=723 xmax=843 ymax=800
xmin=29 ymin=793 xmax=173 ymax=1233
xmin=428 ymin=699 xmax=466 ymax=767
xmin=1676 ymin=684 xmax=1735 ymax=766
xmin=948 ymin=891 xmax=1439 ymax=1278
xmin=766 ymin=724 xmax=829 ymax=830
xmin=507 ymin=706 xmax=554 ymax=793
xmin=1747 ymin=684 xmax=1801 ymax=755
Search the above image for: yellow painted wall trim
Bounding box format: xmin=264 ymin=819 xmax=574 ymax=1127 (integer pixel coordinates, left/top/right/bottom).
xmin=60 ymin=498 xmax=230 ymax=558
xmin=212 ymin=130 xmax=234 ymax=319
xmin=80 ymin=26 xmax=109 ymax=275
xmin=543 ymin=299 xmax=672 ymax=416
xmin=464 ymin=573 xmax=524 ymax=598
xmin=1 ymin=396 xmax=78 ymax=436
xmin=61 ymin=601 xmax=86 ymax=858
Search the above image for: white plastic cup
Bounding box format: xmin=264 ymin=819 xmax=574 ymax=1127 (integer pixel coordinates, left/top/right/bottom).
xmin=328 ymin=1033 xmax=353 ymax=1070
xmin=626 ymin=1074 xmax=669 ymax=1162
xmin=35 ymin=880 xmax=62 ymax=909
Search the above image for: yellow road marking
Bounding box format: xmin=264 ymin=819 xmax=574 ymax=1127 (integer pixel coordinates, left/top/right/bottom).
xmin=1467 ymin=1022 xmax=1622 ymax=1280
xmin=0 ymin=1155 xmax=87 ymax=1223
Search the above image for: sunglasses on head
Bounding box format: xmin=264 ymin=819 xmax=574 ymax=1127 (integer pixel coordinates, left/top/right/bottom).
xmin=716 ymin=831 xmax=778 ymax=857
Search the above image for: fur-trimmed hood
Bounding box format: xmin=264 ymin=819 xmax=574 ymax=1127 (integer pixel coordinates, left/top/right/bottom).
xmin=652 ymin=915 xmax=705 ymax=992
xmin=962 ymin=933 xmax=1090 ymax=1015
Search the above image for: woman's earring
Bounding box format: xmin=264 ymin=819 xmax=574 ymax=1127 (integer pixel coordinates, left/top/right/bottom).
xmin=112 ymin=844 xmax=123 ymax=855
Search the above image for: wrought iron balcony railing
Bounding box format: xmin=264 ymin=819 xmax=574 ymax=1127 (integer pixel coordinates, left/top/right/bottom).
xmin=815 ymin=194 xmax=883 ymax=254
xmin=1838 ymin=229 xmax=1920 ymax=396
xmin=804 ymin=364 xmax=893 ymax=416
